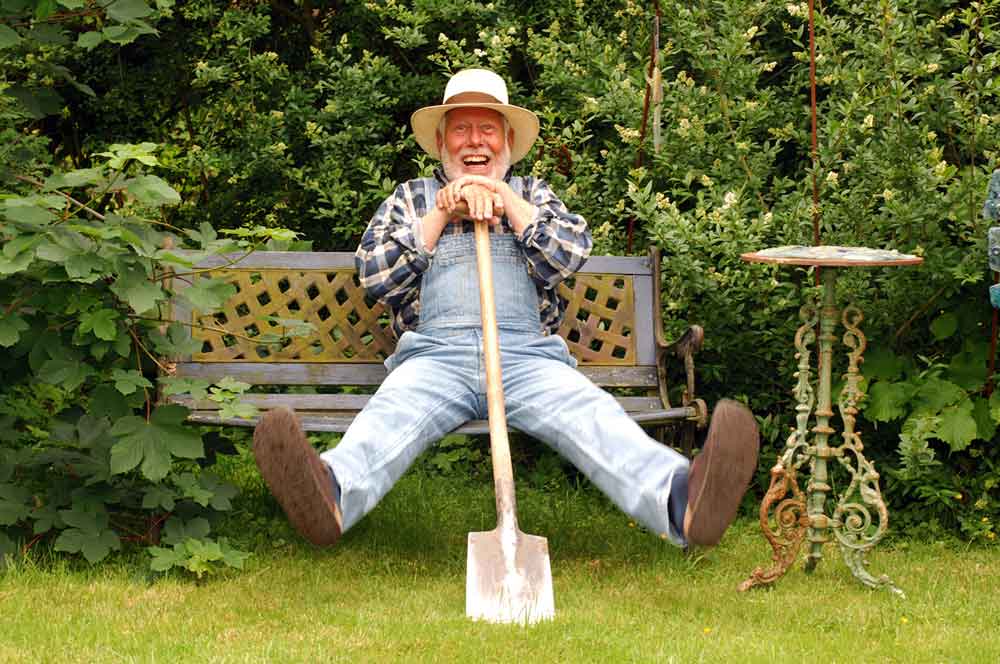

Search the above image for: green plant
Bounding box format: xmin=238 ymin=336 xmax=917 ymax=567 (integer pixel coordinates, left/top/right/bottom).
xmin=0 ymin=139 xmax=302 ymax=573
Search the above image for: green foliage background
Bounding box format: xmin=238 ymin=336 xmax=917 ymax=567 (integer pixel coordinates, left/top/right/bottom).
xmin=1 ymin=0 xmax=999 ymax=569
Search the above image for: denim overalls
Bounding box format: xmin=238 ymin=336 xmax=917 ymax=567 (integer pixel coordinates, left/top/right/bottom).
xmin=321 ymin=231 xmax=690 ymax=544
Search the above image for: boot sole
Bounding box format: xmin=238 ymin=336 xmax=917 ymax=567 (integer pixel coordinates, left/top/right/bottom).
xmin=683 ymin=399 xmax=760 ymax=547
xmin=253 ymin=407 xmax=342 ymax=547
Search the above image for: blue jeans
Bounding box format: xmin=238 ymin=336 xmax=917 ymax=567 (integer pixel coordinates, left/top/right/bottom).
xmin=321 ymin=232 xmax=690 ymax=545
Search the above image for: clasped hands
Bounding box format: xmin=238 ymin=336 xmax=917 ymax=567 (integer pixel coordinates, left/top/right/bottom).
xmin=435 ymin=175 xmax=506 ymax=225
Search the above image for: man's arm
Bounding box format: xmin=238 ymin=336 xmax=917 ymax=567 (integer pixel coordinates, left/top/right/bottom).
xmin=354 ymin=183 xmax=432 ymax=312
xmin=517 ymin=177 xmax=592 ymax=289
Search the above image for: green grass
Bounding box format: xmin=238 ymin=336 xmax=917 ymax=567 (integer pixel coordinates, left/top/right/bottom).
xmin=2 ymin=461 xmax=999 ymax=663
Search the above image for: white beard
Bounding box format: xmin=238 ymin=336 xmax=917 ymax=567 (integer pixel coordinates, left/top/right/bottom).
xmin=441 ymin=142 xmax=512 ymax=181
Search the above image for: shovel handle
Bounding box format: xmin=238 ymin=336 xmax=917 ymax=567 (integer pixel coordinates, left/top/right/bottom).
xmin=473 ymin=220 xmax=518 ymax=531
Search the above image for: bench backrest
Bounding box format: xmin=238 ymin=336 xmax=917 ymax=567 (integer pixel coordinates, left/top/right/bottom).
xmin=168 ymin=249 xmax=664 ymax=391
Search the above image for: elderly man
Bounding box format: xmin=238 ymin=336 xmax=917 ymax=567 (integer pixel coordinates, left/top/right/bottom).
xmin=253 ymin=69 xmax=759 ymax=551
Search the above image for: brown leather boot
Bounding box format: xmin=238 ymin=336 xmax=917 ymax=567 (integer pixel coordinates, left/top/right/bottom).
xmin=683 ymin=399 xmax=760 ymax=547
xmin=253 ymin=407 xmax=342 ymax=546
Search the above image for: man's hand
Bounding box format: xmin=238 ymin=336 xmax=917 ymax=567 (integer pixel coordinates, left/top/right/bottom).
xmin=436 ymin=183 xmax=505 ymax=224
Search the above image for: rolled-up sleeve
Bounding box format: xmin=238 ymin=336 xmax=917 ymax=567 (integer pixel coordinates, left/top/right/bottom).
xmin=518 ymin=177 xmax=593 ymax=290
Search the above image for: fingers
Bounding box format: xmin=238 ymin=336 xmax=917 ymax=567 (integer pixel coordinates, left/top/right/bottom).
xmin=437 ymin=183 xmax=505 ymax=223
xmin=463 ymin=185 xmax=492 ymax=221
xmin=451 ymin=175 xmax=497 ymax=192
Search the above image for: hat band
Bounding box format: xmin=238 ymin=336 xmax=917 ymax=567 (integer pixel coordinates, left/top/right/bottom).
xmin=443 ymin=91 xmax=502 ymax=105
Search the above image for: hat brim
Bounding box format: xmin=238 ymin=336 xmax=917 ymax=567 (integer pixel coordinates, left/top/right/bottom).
xmin=410 ymin=102 xmax=539 ymax=164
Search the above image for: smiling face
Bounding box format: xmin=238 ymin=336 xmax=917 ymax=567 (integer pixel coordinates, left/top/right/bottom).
xmin=437 ymin=107 xmax=513 ymax=180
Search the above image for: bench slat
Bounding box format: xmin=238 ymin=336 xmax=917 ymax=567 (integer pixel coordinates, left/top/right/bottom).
xmin=169 ymin=393 xmax=670 ymax=412
xmin=179 ymin=251 xmax=650 ymax=275
xmin=170 ymin=362 xmax=661 ymax=388
xmin=185 ymin=406 xmax=698 ymax=433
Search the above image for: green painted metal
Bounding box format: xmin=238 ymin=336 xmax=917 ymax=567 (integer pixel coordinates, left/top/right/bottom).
xmin=742 ymin=252 xmax=912 ymax=596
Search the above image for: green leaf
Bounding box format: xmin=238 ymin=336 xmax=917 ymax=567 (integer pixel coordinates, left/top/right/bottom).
xmin=89 ymin=385 xmax=133 ymax=420
xmin=95 ymin=142 xmax=159 ymax=169
xmin=1 ymin=199 xmax=57 ymax=226
xmin=162 ymin=516 xmax=210 ymax=545
xmin=863 ymin=346 xmax=908 ymax=382
xmin=0 ymin=483 xmax=31 ymax=526
xmin=935 ymin=402 xmax=977 ymax=452
xmin=948 ymin=349 xmax=988 ymax=392
xmin=0 ymin=250 xmax=34 ymax=276
xmin=971 ymin=397 xmax=995 ymax=442
xmin=44 ymin=168 xmax=103 ymax=189
xmin=57 ymin=0 xmax=86 ymax=8
xmin=218 ymin=401 xmax=257 ymax=420
xmin=53 ymin=527 xmax=121 ymax=563
xmin=36 ymin=357 xmax=95 ymax=391
xmin=914 ymin=378 xmax=966 ymax=414
xmin=109 ymin=405 xmax=203 ymax=481
xmin=199 ymin=473 xmax=237 ymax=511
xmin=930 ymin=312 xmax=958 ymax=341
xmin=159 ymin=376 xmax=211 ymax=400
xmin=0 ymin=313 xmax=29 ymax=347
xmin=214 ymin=377 xmax=251 ymax=394
xmin=864 ymin=381 xmax=909 ymax=422
xmin=64 ymin=252 xmax=107 ymax=281
xmin=0 ymin=24 xmax=20 ymax=49
xmin=990 ymin=389 xmax=1000 ymax=424
xmin=31 ymin=504 xmax=61 ymax=535
xmin=79 ymin=308 xmax=120 ymax=341
xmin=142 ymin=484 xmax=176 ymax=511
xmin=111 ymin=273 xmax=165 ymax=314
xmin=126 ymin=175 xmax=181 ymax=206
xmin=6 ymin=85 xmax=63 ymax=119
xmin=173 ymin=472 xmax=214 ymax=507
xmin=111 ymin=368 xmax=153 ymax=395
xmin=34 ymin=0 xmax=57 ymax=19
xmin=219 ymin=538 xmax=250 ymax=570
xmin=106 ymin=0 xmax=154 ymax=22
xmin=180 ymin=277 xmax=237 ymax=312
xmin=149 ymin=543 xmax=187 ymax=572
xmin=149 ymin=322 xmax=203 ymax=357
xmin=75 ymin=30 xmax=103 ymax=49
xmin=54 ymin=504 xmax=121 ymax=563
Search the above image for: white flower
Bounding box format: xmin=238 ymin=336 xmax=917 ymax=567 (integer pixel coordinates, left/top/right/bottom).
xmin=745 ymin=26 xmax=759 ymax=40
xmin=825 ymin=171 xmax=839 ymax=187
xmin=701 ymin=174 xmax=713 ymax=187
xmin=762 ymin=61 xmax=777 ymax=72
xmin=862 ymin=114 xmax=875 ymax=131
xmin=722 ymin=191 xmax=738 ymax=210
xmin=882 ymin=188 xmax=894 ymax=201
xmin=925 ymin=63 xmax=940 ymax=73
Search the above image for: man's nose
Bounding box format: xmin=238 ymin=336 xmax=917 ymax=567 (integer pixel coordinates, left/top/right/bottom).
xmin=466 ymin=127 xmax=482 ymax=146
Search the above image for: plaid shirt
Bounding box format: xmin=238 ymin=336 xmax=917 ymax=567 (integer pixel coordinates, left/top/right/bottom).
xmin=356 ymin=167 xmax=592 ymax=336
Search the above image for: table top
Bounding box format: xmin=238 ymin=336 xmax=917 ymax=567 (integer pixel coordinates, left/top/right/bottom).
xmin=741 ymin=245 xmax=924 ymax=267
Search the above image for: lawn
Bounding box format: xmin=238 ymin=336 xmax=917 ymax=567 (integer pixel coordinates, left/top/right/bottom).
xmin=2 ymin=461 xmax=998 ymax=663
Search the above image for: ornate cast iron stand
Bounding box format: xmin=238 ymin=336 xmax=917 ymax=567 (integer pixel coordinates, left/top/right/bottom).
xmin=738 ymin=246 xmax=922 ymax=596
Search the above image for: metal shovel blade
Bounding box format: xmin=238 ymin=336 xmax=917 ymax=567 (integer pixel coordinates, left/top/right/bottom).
xmin=466 ymin=527 xmax=555 ymax=625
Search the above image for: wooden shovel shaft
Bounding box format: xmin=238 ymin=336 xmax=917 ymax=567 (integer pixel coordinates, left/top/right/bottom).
xmin=473 ymin=220 xmax=518 ymax=532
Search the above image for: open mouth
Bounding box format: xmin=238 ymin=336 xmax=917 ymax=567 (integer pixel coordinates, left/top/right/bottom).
xmin=462 ymin=155 xmax=491 ymax=169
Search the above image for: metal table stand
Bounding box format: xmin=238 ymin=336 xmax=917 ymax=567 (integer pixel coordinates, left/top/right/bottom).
xmin=738 ymin=246 xmax=922 ymax=596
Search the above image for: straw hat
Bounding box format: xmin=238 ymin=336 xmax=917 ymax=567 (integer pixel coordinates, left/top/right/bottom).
xmin=410 ymin=69 xmax=539 ymax=164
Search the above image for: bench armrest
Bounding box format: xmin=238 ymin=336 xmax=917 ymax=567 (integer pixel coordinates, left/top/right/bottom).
xmin=648 ymin=246 xmax=708 ymax=429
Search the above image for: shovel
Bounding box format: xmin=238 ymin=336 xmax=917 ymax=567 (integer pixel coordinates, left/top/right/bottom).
xmin=465 ymin=218 xmax=555 ymax=625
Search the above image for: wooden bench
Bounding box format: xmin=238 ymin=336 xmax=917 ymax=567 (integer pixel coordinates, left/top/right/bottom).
xmin=163 ymin=247 xmax=708 ymax=444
